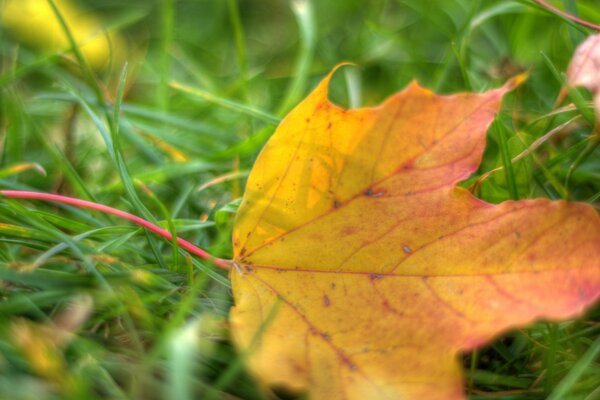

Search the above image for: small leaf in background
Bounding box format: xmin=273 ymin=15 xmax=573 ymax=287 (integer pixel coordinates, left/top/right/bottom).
xmin=10 ymin=295 xmax=92 ymax=387
xmin=229 ymin=68 xmax=600 ymax=399
xmin=567 ymin=33 xmax=600 ymax=117
xmin=1 ymin=0 xmax=126 ymax=70
xmin=0 ymin=163 xmax=46 ymax=179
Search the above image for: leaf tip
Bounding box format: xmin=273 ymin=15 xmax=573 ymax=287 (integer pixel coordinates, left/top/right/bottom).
xmin=315 ymin=62 xmax=361 ymax=100
xmin=503 ymin=71 xmax=529 ymax=92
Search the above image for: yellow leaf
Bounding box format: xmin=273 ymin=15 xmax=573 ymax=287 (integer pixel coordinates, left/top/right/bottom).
xmin=230 ymin=67 xmax=600 ymax=399
xmin=1 ymin=0 xmax=125 ymax=70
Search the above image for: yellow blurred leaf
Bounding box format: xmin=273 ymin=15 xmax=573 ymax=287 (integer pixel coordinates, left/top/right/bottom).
xmin=1 ymin=0 xmax=126 ymax=70
xmin=0 ymin=162 xmax=46 ymax=179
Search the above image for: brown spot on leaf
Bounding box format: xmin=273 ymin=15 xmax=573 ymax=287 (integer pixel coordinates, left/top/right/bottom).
xmin=344 ymin=358 xmax=358 ymax=371
xmin=309 ymin=233 xmax=324 ymax=241
xmin=341 ymin=226 xmax=357 ymax=235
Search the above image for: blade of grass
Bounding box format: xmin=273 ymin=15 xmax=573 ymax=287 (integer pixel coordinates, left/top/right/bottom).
xmin=1 ymin=197 xmax=149 ymax=362
xmin=227 ymin=0 xmax=250 ymax=102
xmin=468 ymin=369 xmax=532 ymax=389
xmin=30 ymin=227 xmax=120 ymax=270
xmin=0 ymin=290 xmax=74 ymax=315
xmin=470 ymin=2 xmax=528 ymax=30
xmin=474 ymin=116 xmax=580 ymax=187
xmin=76 ymin=359 xmax=131 ymax=400
xmin=143 ymin=268 xmax=210 ymax=364
xmin=216 ymin=125 xmax=275 ymax=159
xmin=432 ymin=0 xmax=479 ymax=92
xmin=169 ymin=81 xmax=280 ymax=124
xmin=543 ymin=323 xmax=560 ymax=394
xmin=110 ymin=66 xmax=172 ymax=268
xmin=344 ymin=67 xmax=362 ymax=109
xmin=562 ymin=0 xmax=586 ymax=47
xmin=495 ymin=120 xmax=520 ymax=200
xmin=565 ymin=128 xmax=600 ymax=196
xmin=452 ymin=41 xmax=472 ymax=91
xmin=136 ymin=181 xmax=180 ymax=270
xmin=4 ymin=90 xmax=99 ymax=202
xmin=0 ymin=53 xmax=62 ymax=89
xmin=64 ymin=85 xmax=115 ymax=158
xmin=588 ymin=190 xmax=600 ymax=203
xmin=111 ymin=66 xmax=155 ymax=219
xmin=120 ymin=103 xmax=223 ymax=135
xmin=541 ymin=51 xmax=596 ymax=124
xmin=277 ymin=0 xmax=316 ymax=115
xmin=547 ymin=335 xmax=600 ymax=399
xmin=158 ymin=0 xmax=174 ymax=111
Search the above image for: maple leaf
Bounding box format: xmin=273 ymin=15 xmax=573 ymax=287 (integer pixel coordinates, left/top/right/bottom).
xmin=230 ymin=67 xmax=600 ymax=400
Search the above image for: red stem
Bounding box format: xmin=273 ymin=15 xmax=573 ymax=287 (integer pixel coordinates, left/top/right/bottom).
xmin=0 ymin=190 xmax=231 ymax=270
xmin=532 ymin=0 xmax=600 ymax=31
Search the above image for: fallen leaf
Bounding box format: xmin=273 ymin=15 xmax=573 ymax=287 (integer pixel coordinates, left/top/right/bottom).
xmin=1 ymin=0 xmax=126 ymax=70
xmin=567 ymin=33 xmax=600 ymax=117
xmin=230 ymin=68 xmax=600 ymax=399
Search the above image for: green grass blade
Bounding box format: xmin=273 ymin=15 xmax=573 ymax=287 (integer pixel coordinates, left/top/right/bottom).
xmin=227 ymin=0 xmax=250 ymax=102
xmin=158 ymin=0 xmax=174 ymax=111
xmin=547 ymin=335 xmax=600 ymax=400
xmin=495 ymin=120 xmax=520 ymax=200
xmin=277 ymin=0 xmax=316 ymax=115
xmin=169 ymin=81 xmax=280 ymax=124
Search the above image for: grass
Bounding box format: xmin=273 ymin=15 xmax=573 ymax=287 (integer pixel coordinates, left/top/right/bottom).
xmin=0 ymin=0 xmax=600 ymax=399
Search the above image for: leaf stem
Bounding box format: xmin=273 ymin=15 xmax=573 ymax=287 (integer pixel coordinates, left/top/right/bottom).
xmin=0 ymin=190 xmax=231 ymax=270
xmin=530 ymin=0 xmax=600 ymax=31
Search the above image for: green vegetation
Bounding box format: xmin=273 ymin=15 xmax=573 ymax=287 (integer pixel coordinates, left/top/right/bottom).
xmin=0 ymin=0 xmax=599 ymax=398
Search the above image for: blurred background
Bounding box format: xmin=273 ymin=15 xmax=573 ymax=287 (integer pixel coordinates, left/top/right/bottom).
xmin=1 ymin=0 xmax=600 ymax=399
